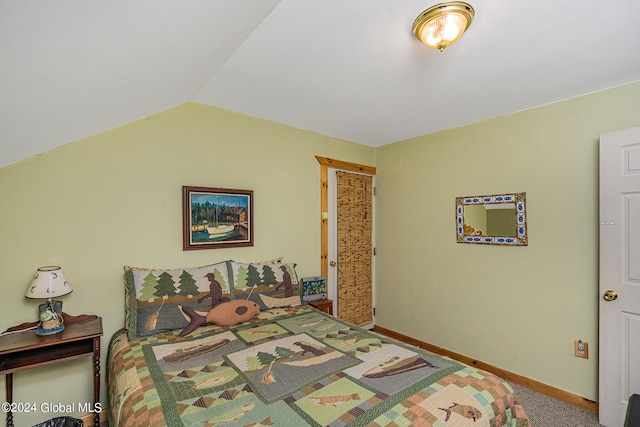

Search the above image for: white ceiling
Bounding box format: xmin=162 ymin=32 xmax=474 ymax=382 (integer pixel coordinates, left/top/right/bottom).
xmin=2 ymin=0 xmax=640 ymax=168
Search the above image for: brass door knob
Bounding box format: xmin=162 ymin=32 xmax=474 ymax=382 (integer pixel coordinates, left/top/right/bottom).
xmin=329 ymin=261 xmax=337 ymax=267
xmin=603 ymin=290 xmax=618 ymax=301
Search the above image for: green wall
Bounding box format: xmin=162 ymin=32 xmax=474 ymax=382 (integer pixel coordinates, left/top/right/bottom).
xmin=375 ymin=80 xmax=640 ymax=402
xmin=0 ymin=102 xmax=374 ymax=426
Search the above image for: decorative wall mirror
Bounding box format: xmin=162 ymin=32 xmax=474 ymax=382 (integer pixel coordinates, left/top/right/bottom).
xmin=456 ymin=192 xmax=527 ymax=246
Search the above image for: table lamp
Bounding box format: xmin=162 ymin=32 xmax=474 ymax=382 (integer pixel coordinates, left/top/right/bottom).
xmin=25 ymin=266 xmax=73 ymax=336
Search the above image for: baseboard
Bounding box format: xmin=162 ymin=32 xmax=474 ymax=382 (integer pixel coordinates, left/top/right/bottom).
xmin=79 ymin=410 xmax=108 ymax=425
xmin=373 ymin=325 xmax=598 ymax=413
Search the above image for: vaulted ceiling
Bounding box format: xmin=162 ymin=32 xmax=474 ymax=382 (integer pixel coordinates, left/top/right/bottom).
xmin=2 ymin=0 xmax=640 ymax=168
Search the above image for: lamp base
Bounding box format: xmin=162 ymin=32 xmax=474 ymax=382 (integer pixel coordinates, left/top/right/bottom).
xmin=36 ymin=300 xmax=65 ymax=336
xmin=39 ymin=300 xmax=63 ymax=315
xmin=36 ymin=318 xmax=65 ymax=336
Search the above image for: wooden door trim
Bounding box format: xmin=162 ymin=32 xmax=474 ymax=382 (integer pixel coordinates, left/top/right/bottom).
xmin=315 ymin=156 xmax=376 ymax=175
xmin=315 ymin=156 xmax=376 ymax=276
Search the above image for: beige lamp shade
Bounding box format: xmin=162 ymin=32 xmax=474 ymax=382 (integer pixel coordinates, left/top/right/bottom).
xmin=25 ymin=266 xmax=72 ymax=299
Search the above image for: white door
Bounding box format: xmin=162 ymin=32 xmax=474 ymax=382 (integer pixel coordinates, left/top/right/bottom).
xmin=599 ymin=127 xmax=640 ymax=426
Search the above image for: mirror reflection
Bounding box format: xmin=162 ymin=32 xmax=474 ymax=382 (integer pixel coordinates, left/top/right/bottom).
xmin=456 ymin=193 xmax=527 ymax=245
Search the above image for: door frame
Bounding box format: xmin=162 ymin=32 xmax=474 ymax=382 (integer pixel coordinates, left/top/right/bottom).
xmin=315 ymin=156 xmax=376 ymax=277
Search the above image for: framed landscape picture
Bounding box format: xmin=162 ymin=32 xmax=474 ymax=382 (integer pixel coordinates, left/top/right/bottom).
xmin=183 ymin=186 xmax=254 ymax=250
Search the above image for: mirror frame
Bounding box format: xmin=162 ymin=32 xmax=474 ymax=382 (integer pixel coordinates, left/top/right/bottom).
xmin=456 ymin=192 xmax=527 ymax=246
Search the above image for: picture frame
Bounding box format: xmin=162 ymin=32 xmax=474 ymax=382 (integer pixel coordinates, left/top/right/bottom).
xmin=183 ymin=186 xmax=254 ymax=250
xmin=301 ymin=276 xmax=328 ymax=301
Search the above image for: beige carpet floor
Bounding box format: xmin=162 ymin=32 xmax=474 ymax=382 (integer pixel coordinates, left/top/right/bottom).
xmin=509 ymin=382 xmax=604 ymax=427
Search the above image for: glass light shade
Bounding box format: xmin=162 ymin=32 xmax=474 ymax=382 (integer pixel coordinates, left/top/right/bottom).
xmin=25 ymin=266 xmax=72 ymax=299
xmin=413 ymin=2 xmax=474 ymax=52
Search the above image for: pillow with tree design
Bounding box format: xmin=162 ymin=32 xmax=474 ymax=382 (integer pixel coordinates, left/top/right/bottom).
xmin=124 ymin=262 xmax=233 ymax=340
xmin=228 ymin=261 xmax=301 ymax=310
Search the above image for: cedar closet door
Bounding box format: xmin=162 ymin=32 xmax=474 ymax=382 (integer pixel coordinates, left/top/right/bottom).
xmin=334 ymin=171 xmax=374 ymax=327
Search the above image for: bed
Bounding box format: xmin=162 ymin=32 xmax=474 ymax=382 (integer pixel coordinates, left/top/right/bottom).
xmin=108 ymin=261 xmax=531 ymax=426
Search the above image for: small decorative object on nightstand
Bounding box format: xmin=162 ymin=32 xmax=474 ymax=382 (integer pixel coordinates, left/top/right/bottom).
xmin=309 ymin=299 xmax=334 ymax=316
xmin=302 ymin=276 xmax=333 ymax=315
xmin=301 ymin=276 xmax=328 ymax=301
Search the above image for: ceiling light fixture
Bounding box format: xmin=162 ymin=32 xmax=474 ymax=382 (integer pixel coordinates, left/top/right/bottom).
xmin=412 ymin=2 xmax=475 ymax=52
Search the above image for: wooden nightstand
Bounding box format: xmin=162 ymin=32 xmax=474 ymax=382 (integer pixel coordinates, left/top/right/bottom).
xmin=0 ymin=314 xmax=102 ymax=427
xmin=309 ymin=299 xmax=334 ymax=315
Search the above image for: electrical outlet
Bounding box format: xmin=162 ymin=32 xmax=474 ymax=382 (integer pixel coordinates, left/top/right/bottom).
xmin=574 ymin=340 xmax=589 ymax=359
